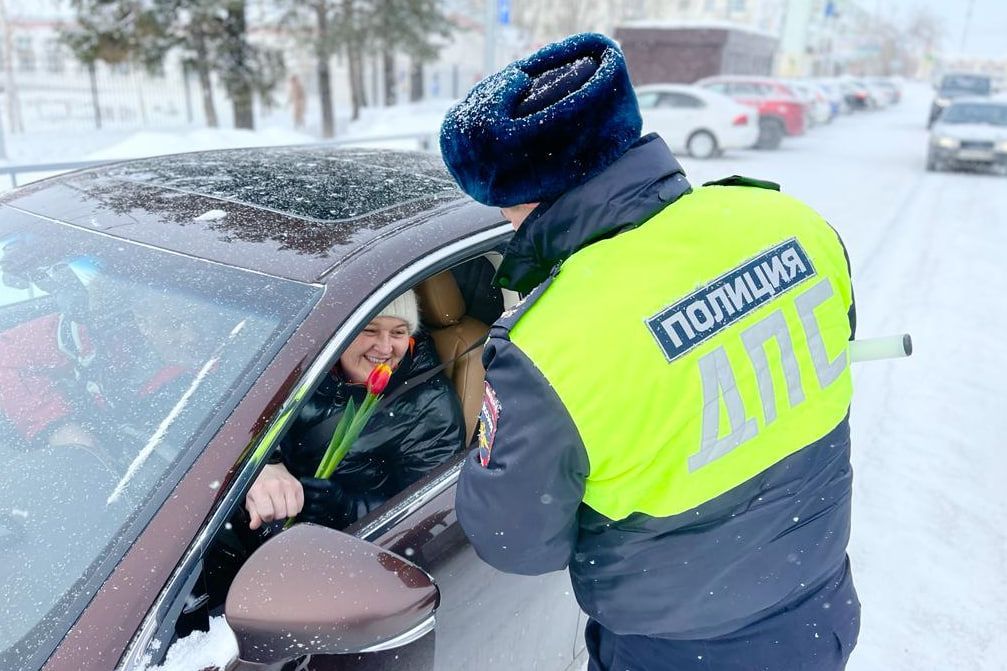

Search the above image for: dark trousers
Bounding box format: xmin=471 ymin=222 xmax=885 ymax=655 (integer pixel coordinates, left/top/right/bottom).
xmin=586 ymin=558 xmax=860 ymax=671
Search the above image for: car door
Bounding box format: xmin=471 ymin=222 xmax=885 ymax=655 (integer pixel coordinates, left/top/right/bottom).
xmin=138 ymin=237 xmax=582 ymax=671
xmin=671 ymin=91 xmax=708 ymax=138
xmin=305 ymin=452 xmax=583 ymax=671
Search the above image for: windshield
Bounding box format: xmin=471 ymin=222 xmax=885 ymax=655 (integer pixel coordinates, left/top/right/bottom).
xmin=939 ymin=74 xmax=991 ymax=95
xmin=940 ymin=103 xmax=1007 ymax=126
xmin=0 ymin=209 xmax=321 ymax=670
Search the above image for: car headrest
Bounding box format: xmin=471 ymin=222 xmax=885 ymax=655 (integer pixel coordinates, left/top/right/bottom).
xmin=416 ymin=270 xmax=466 ymax=327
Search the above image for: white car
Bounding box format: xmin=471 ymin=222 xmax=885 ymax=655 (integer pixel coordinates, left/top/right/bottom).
xmin=635 ymin=83 xmax=760 ymax=159
xmin=791 ymin=81 xmax=832 ymax=126
xmin=926 ymin=96 xmax=1007 ymax=173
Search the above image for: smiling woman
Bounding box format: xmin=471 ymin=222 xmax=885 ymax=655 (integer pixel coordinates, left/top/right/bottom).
xmin=242 ymin=288 xmax=466 ymax=535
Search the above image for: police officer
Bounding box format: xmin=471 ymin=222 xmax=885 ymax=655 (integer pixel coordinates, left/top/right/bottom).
xmin=440 ymin=33 xmax=860 ymax=670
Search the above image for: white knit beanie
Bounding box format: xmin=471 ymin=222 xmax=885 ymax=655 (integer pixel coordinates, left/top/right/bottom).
xmin=377 ymin=289 xmax=419 ymax=333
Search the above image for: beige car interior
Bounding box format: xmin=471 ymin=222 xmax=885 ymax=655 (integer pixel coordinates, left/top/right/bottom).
xmin=414 ymin=268 xmax=491 ymax=444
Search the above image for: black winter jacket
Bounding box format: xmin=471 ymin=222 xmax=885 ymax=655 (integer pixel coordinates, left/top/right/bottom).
xmin=282 ymin=332 xmax=465 ymax=528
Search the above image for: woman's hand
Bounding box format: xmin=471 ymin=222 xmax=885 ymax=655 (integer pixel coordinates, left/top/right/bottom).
xmin=299 ymin=477 xmax=352 ymax=528
xmin=245 ymin=463 xmax=304 ymax=530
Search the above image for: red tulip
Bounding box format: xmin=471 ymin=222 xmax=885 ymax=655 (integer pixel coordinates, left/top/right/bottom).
xmin=366 ymin=362 xmax=393 ymax=395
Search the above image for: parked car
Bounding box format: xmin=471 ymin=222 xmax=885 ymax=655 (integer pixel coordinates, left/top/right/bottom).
xmin=635 ymin=83 xmax=759 ymax=158
xmin=866 ymin=77 xmax=901 ymax=105
xmin=790 ymin=80 xmax=833 ymax=126
xmin=926 ymin=96 xmax=1007 ymax=173
xmin=928 ymin=72 xmax=993 ymax=127
xmin=835 ymin=77 xmax=873 ymax=111
xmin=814 ymin=79 xmax=851 ymax=116
xmin=695 ymin=75 xmax=805 ymax=150
xmin=859 ymin=79 xmax=891 ymax=108
xmin=0 ymin=146 xmax=588 ymax=671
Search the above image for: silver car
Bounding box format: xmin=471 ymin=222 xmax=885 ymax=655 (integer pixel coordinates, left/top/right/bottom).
xmin=926 ymin=97 xmax=1007 ymax=174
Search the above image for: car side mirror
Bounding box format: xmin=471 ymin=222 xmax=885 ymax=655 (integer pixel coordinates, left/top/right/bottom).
xmin=224 ymin=523 xmax=438 ymax=669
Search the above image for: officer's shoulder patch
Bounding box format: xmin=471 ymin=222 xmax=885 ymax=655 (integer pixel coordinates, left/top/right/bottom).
xmin=703 ymin=175 xmax=781 ymax=191
xmin=477 ymin=381 xmax=501 ymax=467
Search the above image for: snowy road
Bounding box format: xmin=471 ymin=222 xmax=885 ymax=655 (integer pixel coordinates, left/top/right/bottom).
xmin=684 ymin=84 xmax=1007 ymax=670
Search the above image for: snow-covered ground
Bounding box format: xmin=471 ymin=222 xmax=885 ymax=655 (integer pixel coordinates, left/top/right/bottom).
xmin=9 ymin=82 xmax=1006 ymax=670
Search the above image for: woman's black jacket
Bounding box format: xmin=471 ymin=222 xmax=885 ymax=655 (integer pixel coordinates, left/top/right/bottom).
xmin=281 ymin=332 xmax=465 ymax=528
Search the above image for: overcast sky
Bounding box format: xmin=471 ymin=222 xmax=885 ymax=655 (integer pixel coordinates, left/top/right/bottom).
xmin=854 ymin=0 xmax=1007 ymax=58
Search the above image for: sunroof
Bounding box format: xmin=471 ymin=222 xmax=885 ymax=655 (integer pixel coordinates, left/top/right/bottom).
xmin=106 ymin=146 xmax=460 ymax=221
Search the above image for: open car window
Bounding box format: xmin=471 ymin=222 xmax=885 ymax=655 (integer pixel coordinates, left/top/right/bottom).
xmin=0 ymin=210 xmax=321 ymax=671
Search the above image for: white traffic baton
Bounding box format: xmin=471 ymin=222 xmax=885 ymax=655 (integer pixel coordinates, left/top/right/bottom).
xmin=850 ymin=334 xmax=912 ymax=363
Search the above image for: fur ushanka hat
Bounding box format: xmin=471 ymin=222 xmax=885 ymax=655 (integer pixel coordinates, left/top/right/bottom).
xmin=439 ymin=32 xmax=642 ymax=207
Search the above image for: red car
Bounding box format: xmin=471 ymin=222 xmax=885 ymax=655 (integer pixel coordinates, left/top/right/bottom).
xmin=695 ymin=75 xmax=806 ymax=149
xmin=0 ymin=146 xmax=588 ymax=671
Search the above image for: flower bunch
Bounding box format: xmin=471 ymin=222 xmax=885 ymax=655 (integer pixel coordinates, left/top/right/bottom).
xmin=284 ymin=363 xmax=392 ymax=529
xmin=314 ymin=362 xmax=392 ymax=479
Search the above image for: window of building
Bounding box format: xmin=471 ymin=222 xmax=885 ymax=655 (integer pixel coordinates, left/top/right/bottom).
xmin=729 ymin=0 xmax=746 ymax=11
xmin=44 ymin=39 xmax=64 ymax=73
xmin=15 ymin=36 xmax=35 ymax=73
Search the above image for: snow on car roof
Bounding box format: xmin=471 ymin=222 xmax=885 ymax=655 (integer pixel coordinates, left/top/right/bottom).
xmin=102 ymin=146 xmax=459 ymax=223
xmin=0 ymin=146 xmax=472 ymax=283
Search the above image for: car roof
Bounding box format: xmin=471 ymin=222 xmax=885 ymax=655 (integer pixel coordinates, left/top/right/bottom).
xmin=636 ymin=83 xmax=712 ymax=96
xmin=636 ymin=82 xmax=698 ymax=91
xmin=1 ymin=145 xmax=499 ymax=284
xmin=697 ymin=74 xmax=782 ymax=84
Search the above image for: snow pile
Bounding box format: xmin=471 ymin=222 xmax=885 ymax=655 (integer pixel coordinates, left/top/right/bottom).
xmin=338 ymin=98 xmax=454 ymax=150
xmin=85 ymin=126 xmax=316 ymax=161
xmin=142 ymin=616 xmax=237 ymax=671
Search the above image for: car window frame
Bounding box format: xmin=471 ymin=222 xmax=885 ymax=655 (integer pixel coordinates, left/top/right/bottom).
xmin=660 ymin=92 xmax=705 ymax=109
xmin=636 ymin=91 xmax=660 ymax=109
xmin=702 ymin=81 xmax=729 ymax=95
xmin=119 ymin=223 xmax=514 ymax=669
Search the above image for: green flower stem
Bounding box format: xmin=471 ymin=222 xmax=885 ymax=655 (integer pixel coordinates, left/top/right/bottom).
xmin=321 ymin=393 xmax=379 ymax=478
xmin=316 ymin=397 xmax=356 ymax=478
xmin=284 ymin=392 xmax=384 ymax=529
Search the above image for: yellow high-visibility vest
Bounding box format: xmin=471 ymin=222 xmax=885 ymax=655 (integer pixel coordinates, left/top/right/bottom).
xmin=510 ymin=185 xmax=854 ymax=520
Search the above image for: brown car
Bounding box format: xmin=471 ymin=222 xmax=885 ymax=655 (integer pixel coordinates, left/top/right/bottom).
xmin=0 ymin=146 xmax=586 ymax=671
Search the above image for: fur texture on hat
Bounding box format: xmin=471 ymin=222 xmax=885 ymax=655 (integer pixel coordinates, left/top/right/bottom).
xmin=377 ymin=290 xmax=419 ymax=334
xmin=439 ymin=32 xmax=642 ymax=207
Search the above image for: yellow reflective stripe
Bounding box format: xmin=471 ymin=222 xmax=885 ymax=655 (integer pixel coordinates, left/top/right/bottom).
xmin=510 ymin=186 xmax=853 ymax=520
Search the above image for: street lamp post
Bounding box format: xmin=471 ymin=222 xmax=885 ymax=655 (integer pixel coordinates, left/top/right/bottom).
xmin=484 ymin=0 xmax=497 ymax=77
xmin=960 ymin=0 xmax=976 ymax=53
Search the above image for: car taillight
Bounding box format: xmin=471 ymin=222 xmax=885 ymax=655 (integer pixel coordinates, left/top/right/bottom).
xmin=732 ymin=114 xmax=748 ymax=126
